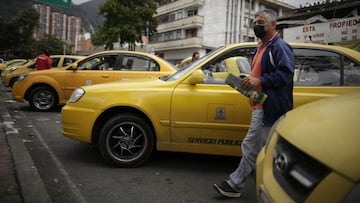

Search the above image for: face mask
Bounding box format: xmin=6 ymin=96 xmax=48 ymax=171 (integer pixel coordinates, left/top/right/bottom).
xmin=254 ymin=25 xmax=267 ymax=38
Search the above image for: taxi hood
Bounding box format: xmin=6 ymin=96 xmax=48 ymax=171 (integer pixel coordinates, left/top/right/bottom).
xmin=276 ymin=91 xmax=360 ymax=181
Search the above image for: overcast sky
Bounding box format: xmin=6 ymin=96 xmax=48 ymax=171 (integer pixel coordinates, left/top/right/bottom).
xmin=71 ymin=0 xmax=319 ymax=8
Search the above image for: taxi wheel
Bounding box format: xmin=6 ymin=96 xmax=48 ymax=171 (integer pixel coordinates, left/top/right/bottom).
xmin=29 ymin=85 xmax=58 ymax=112
xmin=99 ymin=114 xmax=155 ymax=168
xmin=9 ymin=77 xmax=18 ymax=88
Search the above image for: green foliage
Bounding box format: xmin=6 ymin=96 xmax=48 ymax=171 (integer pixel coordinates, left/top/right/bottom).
xmin=0 ymin=6 xmax=69 ymax=59
xmin=94 ymin=0 xmax=158 ymax=50
xmin=34 ymin=35 xmax=71 ymax=56
xmin=0 ymin=7 xmax=40 ymax=59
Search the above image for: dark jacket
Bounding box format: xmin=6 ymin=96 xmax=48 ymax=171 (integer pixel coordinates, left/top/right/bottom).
xmin=258 ymin=35 xmax=295 ymax=126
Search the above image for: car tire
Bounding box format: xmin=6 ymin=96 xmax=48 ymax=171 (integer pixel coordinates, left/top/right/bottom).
xmin=29 ymin=85 xmax=58 ymax=112
xmin=98 ymin=114 xmax=155 ymax=167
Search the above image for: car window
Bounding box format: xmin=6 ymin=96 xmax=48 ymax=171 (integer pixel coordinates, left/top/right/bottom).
xmin=63 ymin=57 xmax=78 ymax=66
xmin=344 ymin=57 xmax=360 ymax=86
xmin=77 ymin=54 xmax=118 ymax=70
xmin=293 ymin=48 xmax=341 ymax=86
xmin=199 ymin=47 xmax=254 ymax=84
xmin=51 ymin=57 xmax=60 ymax=67
xmin=120 ymin=55 xmax=160 ymax=71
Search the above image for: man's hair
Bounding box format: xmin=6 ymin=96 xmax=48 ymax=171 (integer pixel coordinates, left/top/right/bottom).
xmin=192 ymin=51 xmax=199 ymax=58
xmin=255 ymin=9 xmax=277 ymax=22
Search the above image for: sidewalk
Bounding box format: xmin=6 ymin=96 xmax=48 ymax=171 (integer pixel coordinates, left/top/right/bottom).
xmin=0 ymin=83 xmax=51 ymax=203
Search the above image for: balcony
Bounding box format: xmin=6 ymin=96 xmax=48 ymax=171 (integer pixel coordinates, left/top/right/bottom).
xmin=157 ymin=16 xmax=204 ymax=32
xmin=157 ymin=0 xmax=205 ymax=15
xmin=149 ymin=37 xmax=203 ymax=51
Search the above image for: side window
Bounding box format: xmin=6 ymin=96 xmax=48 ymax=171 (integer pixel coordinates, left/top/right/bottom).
xmin=77 ymin=55 xmax=118 ymax=70
xmin=293 ymin=48 xmax=341 ymax=86
xmin=51 ymin=58 xmax=60 ymax=67
xmin=120 ymin=56 xmax=159 ymax=71
xmin=200 ymin=47 xmax=253 ymax=83
xmin=344 ymin=57 xmax=360 ymax=86
xmin=63 ymin=58 xmax=78 ymax=67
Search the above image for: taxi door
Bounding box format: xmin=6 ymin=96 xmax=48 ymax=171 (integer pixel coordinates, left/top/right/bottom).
xmin=63 ymin=54 xmax=119 ymax=99
xmin=169 ymin=77 xmax=252 ymax=156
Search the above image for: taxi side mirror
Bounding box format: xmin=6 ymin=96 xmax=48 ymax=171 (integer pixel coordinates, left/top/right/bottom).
xmin=188 ymin=69 xmax=204 ymax=85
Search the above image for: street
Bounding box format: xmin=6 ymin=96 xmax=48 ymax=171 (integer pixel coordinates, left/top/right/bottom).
xmin=0 ymin=83 xmax=258 ymax=203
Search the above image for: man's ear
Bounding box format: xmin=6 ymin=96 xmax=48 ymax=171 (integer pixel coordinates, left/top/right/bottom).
xmin=271 ymin=20 xmax=276 ymax=27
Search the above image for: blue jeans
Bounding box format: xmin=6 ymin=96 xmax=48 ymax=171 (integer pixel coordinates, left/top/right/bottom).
xmin=227 ymin=108 xmax=270 ymax=192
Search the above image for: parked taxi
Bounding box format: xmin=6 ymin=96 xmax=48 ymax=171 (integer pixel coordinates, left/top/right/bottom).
xmin=2 ymin=55 xmax=82 ymax=88
xmin=61 ymin=42 xmax=360 ymax=167
xmin=12 ymin=51 xmax=177 ymax=111
xmin=0 ymin=59 xmax=27 ymax=73
xmin=256 ymin=91 xmax=360 ymax=203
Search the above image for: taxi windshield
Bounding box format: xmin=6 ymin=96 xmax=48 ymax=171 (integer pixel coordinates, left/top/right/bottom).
xmin=164 ymin=46 xmax=226 ymax=81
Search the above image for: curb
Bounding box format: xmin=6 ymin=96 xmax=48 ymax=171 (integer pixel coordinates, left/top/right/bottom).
xmin=0 ymin=86 xmax=51 ymax=203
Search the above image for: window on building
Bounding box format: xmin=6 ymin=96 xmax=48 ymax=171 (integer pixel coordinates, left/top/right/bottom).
xmin=187 ymin=9 xmax=198 ymax=17
xmin=186 ymin=29 xmax=197 ymax=38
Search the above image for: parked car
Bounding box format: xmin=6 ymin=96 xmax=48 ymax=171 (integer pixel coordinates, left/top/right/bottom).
xmin=2 ymin=55 xmax=82 ymax=88
xmin=0 ymin=59 xmax=27 ymax=74
xmin=256 ymin=91 xmax=360 ymax=203
xmin=12 ymin=51 xmax=178 ymax=111
xmin=61 ymin=42 xmax=360 ymax=167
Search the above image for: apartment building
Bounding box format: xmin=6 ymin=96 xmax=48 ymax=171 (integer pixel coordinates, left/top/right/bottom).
xmin=33 ymin=4 xmax=51 ymax=39
xmin=32 ymin=4 xmax=81 ymax=54
xmin=151 ymin=0 xmax=294 ymax=64
xmin=51 ymin=12 xmax=67 ymax=41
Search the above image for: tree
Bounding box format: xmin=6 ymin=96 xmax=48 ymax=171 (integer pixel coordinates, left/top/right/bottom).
xmin=0 ymin=7 xmax=39 ymax=59
xmin=94 ymin=0 xmax=158 ymax=51
xmin=34 ymin=35 xmax=70 ymax=56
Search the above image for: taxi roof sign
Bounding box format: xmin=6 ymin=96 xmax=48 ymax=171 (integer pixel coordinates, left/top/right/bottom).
xmin=35 ymin=0 xmax=72 ymax=8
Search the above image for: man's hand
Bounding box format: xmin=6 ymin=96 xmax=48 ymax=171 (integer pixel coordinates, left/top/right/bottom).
xmin=240 ymin=76 xmax=261 ymax=89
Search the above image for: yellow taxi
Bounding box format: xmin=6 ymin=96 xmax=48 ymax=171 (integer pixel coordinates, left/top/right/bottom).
xmin=256 ymin=91 xmax=360 ymax=203
xmin=12 ymin=51 xmax=177 ymax=111
xmin=2 ymin=55 xmax=82 ymax=88
xmin=0 ymin=59 xmax=27 ymax=73
xmin=61 ymin=42 xmax=360 ymax=167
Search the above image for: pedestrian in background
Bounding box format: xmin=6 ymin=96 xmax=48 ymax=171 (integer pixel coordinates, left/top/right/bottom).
xmin=35 ymin=50 xmax=52 ymax=70
xmin=189 ymin=51 xmax=200 ymax=64
xmin=213 ymin=9 xmax=295 ymax=198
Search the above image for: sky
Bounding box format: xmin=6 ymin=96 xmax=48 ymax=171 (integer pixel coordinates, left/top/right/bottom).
xmin=71 ymin=0 xmax=319 ymax=8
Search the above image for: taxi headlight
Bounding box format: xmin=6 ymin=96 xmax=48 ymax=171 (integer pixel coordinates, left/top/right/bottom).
xmin=264 ymin=114 xmax=286 ymax=151
xmin=69 ymin=88 xmax=85 ymax=103
xmin=17 ymin=73 xmax=28 ymax=82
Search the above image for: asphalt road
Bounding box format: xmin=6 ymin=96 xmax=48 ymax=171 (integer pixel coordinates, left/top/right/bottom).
xmin=1 ymin=84 xmax=258 ymax=203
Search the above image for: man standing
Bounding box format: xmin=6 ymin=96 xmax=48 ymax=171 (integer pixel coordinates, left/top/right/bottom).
xmin=213 ymin=9 xmax=294 ymax=198
xmin=35 ymin=50 xmax=52 ymax=70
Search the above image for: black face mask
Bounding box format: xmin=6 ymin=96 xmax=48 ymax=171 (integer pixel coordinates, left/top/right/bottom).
xmin=254 ymin=25 xmax=266 ymax=39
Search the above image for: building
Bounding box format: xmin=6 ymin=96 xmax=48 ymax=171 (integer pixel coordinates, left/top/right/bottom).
xmin=67 ymin=16 xmax=82 ymax=53
xmin=33 ymin=4 xmax=51 ymax=39
xmin=150 ymin=0 xmax=295 ymax=64
xmin=51 ymin=12 xmax=67 ymax=41
xmin=32 ymin=4 xmax=82 ymax=54
xmin=277 ymin=0 xmax=360 ymax=51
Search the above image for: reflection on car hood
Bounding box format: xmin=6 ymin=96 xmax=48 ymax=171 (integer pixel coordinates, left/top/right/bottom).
xmin=276 ymin=91 xmax=360 ymax=181
xmin=81 ymin=77 xmax=167 ymax=91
